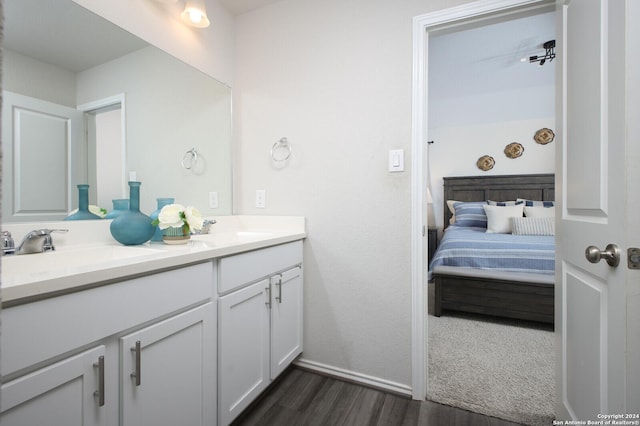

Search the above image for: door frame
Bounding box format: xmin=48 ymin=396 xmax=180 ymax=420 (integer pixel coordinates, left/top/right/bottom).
xmin=409 ymin=0 xmax=554 ymax=399
xmin=77 ymin=94 xmax=127 ymax=204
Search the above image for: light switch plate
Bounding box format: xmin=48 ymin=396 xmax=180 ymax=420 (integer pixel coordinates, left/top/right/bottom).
xmin=389 ymin=149 xmax=404 ymax=172
xmin=209 ymin=192 xmax=219 ymax=209
xmin=256 ymin=190 xmax=266 ymax=208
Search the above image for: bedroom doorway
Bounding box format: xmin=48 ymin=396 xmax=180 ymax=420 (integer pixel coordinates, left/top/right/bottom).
xmin=409 ymin=0 xmax=557 ymax=413
xmin=413 ymin=0 xmax=639 ymax=419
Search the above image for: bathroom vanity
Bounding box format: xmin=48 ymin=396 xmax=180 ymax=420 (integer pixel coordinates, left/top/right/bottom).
xmin=0 ymin=216 xmax=305 ymax=426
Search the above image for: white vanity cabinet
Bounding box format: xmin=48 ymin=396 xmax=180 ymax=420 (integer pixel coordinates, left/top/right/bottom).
xmin=1 ymin=345 xmax=107 ymax=426
xmin=217 ymin=241 xmax=303 ymax=426
xmin=0 ymin=262 xmax=215 ymax=426
xmin=120 ymin=303 xmax=214 ymax=426
xmin=270 ymin=266 xmax=303 ymax=378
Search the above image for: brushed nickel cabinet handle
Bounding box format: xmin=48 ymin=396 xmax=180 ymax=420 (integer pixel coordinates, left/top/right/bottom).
xmin=275 ymin=274 xmax=283 ymax=303
xmin=93 ymin=355 xmax=105 ymax=407
xmin=131 ymin=340 xmax=141 ymax=386
xmin=265 ymin=285 xmax=272 ymax=309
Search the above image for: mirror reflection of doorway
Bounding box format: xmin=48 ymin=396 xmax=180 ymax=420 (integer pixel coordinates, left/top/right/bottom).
xmin=80 ymin=96 xmax=127 ymax=210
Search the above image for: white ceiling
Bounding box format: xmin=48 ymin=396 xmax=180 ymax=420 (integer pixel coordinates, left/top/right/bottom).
xmin=3 ymin=0 xmax=148 ymax=73
xmin=218 ymin=0 xmax=283 ymax=16
xmin=429 ymin=11 xmax=556 ymax=100
xmin=5 ymin=0 xmax=552 ymax=78
xmin=2 ymin=0 xmax=285 ymax=74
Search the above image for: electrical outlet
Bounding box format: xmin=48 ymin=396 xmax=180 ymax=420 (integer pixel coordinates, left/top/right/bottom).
xmin=255 ymin=190 xmax=266 ymax=208
xmin=209 ymin=192 xmax=218 ymax=209
xmin=129 ymin=171 xmax=137 ymax=181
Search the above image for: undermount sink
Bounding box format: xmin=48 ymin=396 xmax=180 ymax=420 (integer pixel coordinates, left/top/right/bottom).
xmin=192 ymin=230 xmax=275 ymax=245
xmin=1 ymin=244 xmax=164 ymax=280
xmin=234 ymin=231 xmax=274 ymax=237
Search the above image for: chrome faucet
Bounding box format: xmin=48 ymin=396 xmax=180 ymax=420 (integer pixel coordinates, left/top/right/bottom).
xmin=198 ymin=219 xmax=216 ymax=234
xmin=1 ymin=231 xmax=15 ymax=255
xmin=16 ymin=229 xmax=69 ymax=255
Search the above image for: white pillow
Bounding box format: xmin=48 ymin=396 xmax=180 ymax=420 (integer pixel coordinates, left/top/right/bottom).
xmin=512 ymin=217 xmax=555 ymax=236
xmin=446 ymin=200 xmax=459 ymax=224
xmin=524 ymin=206 xmax=555 ymax=218
xmin=483 ymin=204 xmax=524 ymax=234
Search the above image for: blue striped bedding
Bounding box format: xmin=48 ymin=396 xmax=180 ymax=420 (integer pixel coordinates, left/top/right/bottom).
xmin=428 ymin=226 xmax=555 ymax=280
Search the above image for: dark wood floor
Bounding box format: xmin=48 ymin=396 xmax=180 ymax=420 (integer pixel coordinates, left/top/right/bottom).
xmin=232 ymin=367 xmax=524 ymax=426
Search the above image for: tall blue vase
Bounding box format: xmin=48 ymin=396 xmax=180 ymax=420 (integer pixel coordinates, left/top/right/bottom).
xmin=150 ymin=197 xmax=175 ymax=242
xmin=65 ymin=184 xmax=102 ymax=221
xmin=105 ymin=199 xmax=130 ymax=219
xmin=109 ymin=182 xmax=155 ymax=245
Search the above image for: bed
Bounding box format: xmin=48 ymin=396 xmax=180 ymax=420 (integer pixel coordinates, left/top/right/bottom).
xmin=430 ymin=174 xmax=555 ymax=324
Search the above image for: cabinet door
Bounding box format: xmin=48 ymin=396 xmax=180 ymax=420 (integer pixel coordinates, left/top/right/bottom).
xmin=120 ymin=303 xmax=214 ymax=426
xmin=270 ymin=266 xmax=303 ymax=379
xmin=1 ymin=346 xmax=106 ymax=426
xmin=218 ymin=279 xmax=270 ymax=426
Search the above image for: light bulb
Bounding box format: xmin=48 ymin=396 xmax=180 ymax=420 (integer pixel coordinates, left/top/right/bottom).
xmin=181 ymin=1 xmax=210 ymax=28
xmin=188 ymin=9 xmax=203 ymax=24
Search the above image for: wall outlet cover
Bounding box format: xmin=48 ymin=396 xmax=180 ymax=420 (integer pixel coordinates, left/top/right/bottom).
xmin=256 ymin=190 xmax=266 ymax=208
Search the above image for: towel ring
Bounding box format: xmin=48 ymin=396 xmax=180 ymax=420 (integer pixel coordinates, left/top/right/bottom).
xmin=182 ymin=148 xmax=198 ymax=170
xmin=271 ymin=137 xmax=292 ymax=162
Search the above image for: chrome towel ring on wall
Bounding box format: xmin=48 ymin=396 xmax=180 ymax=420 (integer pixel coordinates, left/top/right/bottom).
xmin=182 ymin=148 xmax=198 ymax=170
xmin=271 ymin=137 xmax=292 ymax=162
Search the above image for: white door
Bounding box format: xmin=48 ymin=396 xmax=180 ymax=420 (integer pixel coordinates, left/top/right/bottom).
xmin=557 ymin=0 xmax=639 ymax=419
xmin=218 ymin=279 xmax=271 ymax=426
xmin=270 ymin=267 xmax=303 ymax=379
xmin=120 ymin=303 xmax=215 ymax=426
xmin=0 ymin=346 xmax=106 ymax=426
xmin=1 ymin=91 xmax=85 ymax=222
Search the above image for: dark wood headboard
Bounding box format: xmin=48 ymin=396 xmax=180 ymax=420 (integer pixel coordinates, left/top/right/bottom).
xmin=443 ymin=174 xmax=555 ymax=227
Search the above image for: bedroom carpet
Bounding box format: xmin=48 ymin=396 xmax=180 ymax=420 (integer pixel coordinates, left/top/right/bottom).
xmin=427 ymin=312 xmax=555 ymax=426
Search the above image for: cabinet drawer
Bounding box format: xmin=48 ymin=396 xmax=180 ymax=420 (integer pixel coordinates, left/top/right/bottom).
xmin=1 ymin=262 xmax=214 ymax=377
xmin=218 ymin=241 xmax=302 ymax=294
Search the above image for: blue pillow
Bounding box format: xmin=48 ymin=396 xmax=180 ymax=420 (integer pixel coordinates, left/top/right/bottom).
xmin=517 ymin=199 xmax=555 ymax=207
xmin=452 ymin=202 xmax=488 ymax=228
xmin=486 ymin=200 xmax=524 ymax=206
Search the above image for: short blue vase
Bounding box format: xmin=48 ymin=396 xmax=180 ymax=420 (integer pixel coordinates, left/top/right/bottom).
xmin=109 ymin=182 xmax=155 ymax=245
xmin=104 ymin=199 xmax=130 ymax=219
xmin=150 ymin=197 xmax=175 ymax=242
xmin=65 ymin=184 xmax=102 ymax=221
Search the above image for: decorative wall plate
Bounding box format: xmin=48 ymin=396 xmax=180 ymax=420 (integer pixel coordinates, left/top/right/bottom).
xmin=504 ymin=142 xmax=524 ymax=158
xmin=476 ymin=155 xmax=495 ymax=171
xmin=534 ymin=128 xmax=555 ymax=144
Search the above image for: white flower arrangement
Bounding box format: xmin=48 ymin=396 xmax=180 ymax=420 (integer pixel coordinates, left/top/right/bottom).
xmin=152 ymin=204 xmax=204 ymax=235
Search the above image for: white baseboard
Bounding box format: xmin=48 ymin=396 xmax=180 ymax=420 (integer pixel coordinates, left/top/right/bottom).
xmin=294 ymin=358 xmax=412 ymax=397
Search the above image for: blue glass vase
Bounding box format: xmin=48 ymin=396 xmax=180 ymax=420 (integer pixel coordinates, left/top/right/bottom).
xmin=150 ymin=197 xmax=175 ymax=242
xmin=65 ymin=184 xmax=102 ymax=221
xmin=105 ymin=199 xmax=130 ymax=219
xmin=109 ymin=182 xmax=155 ymax=245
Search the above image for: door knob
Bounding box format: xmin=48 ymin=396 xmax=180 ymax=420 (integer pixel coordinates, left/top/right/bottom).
xmin=585 ymin=244 xmax=621 ymax=267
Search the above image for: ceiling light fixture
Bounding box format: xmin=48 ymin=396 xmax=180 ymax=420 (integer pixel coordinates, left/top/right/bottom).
xmin=528 ymin=40 xmax=555 ymax=66
xmin=181 ymin=0 xmax=210 ymax=28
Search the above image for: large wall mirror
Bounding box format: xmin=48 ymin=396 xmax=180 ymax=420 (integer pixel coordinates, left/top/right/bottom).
xmin=2 ymin=0 xmax=233 ymax=222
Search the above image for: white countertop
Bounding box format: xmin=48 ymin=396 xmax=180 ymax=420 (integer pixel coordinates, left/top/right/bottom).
xmin=1 ymin=216 xmax=305 ymax=306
